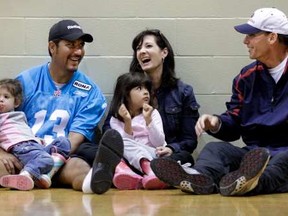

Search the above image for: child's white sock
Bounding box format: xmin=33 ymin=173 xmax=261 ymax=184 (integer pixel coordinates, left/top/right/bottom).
xmin=20 ymin=170 xmax=33 ymax=178
xmin=82 ymin=168 xmax=93 ymax=193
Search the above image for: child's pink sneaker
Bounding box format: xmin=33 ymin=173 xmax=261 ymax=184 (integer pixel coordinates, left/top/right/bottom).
xmin=0 ymin=174 xmax=34 ymax=191
xmin=113 ymin=172 xmax=143 ymax=190
xmin=113 ymin=160 xmax=143 ymax=190
xmin=142 ymin=175 xmax=169 ymax=190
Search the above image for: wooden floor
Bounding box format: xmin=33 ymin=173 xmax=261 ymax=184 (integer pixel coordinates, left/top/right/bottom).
xmin=1 ymin=188 xmax=288 ymax=216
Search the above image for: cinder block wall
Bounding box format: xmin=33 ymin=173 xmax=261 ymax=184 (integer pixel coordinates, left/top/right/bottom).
xmin=1 ymin=0 xmax=287 ymax=157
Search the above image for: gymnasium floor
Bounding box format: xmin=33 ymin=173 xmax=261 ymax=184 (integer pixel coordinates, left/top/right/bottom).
xmin=1 ymin=188 xmax=287 ymax=216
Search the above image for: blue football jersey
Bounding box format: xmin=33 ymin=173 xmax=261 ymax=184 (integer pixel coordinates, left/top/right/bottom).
xmin=16 ymin=63 xmax=107 ymax=144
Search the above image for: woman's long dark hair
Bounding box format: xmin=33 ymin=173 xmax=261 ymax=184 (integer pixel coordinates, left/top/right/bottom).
xmin=109 ymin=72 xmax=153 ymax=122
xmin=129 ymin=29 xmax=178 ymax=88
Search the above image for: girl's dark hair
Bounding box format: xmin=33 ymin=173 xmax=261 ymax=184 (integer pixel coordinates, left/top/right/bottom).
xmin=110 ymin=72 xmax=153 ymax=121
xmin=129 ymin=29 xmax=178 ymax=88
xmin=0 ymin=78 xmax=23 ymax=105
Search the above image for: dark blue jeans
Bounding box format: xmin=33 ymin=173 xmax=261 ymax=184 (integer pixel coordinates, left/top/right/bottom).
xmin=12 ymin=136 xmax=70 ymax=180
xmin=167 ymin=150 xmax=195 ymax=165
xmin=193 ymin=141 xmax=288 ymax=195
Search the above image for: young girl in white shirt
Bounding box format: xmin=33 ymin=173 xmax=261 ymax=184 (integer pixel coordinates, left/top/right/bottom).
xmin=109 ymin=72 xmax=167 ymax=190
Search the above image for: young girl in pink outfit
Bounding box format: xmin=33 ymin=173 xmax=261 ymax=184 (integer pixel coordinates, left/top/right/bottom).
xmin=0 ymin=79 xmax=70 ymax=190
xmin=109 ymin=72 xmax=167 ymax=190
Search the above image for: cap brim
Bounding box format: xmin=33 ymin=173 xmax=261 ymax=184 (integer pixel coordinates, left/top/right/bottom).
xmin=234 ymin=23 xmax=262 ymax=34
xmin=63 ymin=32 xmax=93 ymax=43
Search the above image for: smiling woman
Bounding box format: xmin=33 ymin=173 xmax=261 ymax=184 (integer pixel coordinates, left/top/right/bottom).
xmin=102 ymin=29 xmax=200 ymax=190
xmin=129 ymin=29 xmax=200 ymax=166
xmin=135 ymin=34 xmax=167 ymax=77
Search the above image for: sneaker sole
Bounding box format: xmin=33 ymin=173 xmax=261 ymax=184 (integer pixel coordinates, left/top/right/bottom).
xmin=151 ymin=158 xmax=214 ymax=195
xmin=91 ymin=129 xmax=124 ymax=194
xmin=180 ymin=177 xmax=215 ymax=195
xmin=151 ymin=158 xmax=191 ymax=187
xmin=0 ymin=175 xmax=34 ymax=191
xmin=219 ymin=148 xmax=270 ymax=196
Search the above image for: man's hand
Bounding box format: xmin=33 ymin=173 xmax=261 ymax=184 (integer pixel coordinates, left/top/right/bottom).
xmin=195 ymin=114 xmax=220 ymax=137
xmin=0 ymin=149 xmax=22 ymax=174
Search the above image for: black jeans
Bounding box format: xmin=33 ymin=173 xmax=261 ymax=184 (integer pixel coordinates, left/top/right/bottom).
xmin=167 ymin=150 xmax=195 ymax=166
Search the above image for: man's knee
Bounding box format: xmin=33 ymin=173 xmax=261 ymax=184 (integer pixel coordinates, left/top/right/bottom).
xmin=57 ymin=157 xmax=90 ymax=188
xmin=203 ymin=141 xmax=229 ymax=151
xmin=72 ymin=175 xmax=86 ymax=191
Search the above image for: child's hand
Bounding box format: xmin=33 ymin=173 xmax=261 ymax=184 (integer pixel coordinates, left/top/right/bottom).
xmin=118 ymin=104 xmax=131 ymax=121
xmin=143 ymin=103 xmax=153 ymax=125
xmin=119 ymin=104 xmax=133 ymax=135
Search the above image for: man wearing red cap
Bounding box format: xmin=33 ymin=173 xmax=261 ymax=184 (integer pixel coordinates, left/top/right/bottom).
xmin=151 ymin=7 xmax=288 ymax=196
xmin=0 ymin=19 xmax=124 ymax=194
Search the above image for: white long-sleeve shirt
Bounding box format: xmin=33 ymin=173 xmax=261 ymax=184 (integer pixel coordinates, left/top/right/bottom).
xmin=0 ymin=111 xmax=42 ymax=151
xmin=110 ymin=109 xmax=166 ymax=148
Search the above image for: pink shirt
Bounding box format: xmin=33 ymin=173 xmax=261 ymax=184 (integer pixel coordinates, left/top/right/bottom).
xmin=110 ymin=109 xmax=166 ymax=148
xmin=0 ymin=111 xmax=42 ymax=151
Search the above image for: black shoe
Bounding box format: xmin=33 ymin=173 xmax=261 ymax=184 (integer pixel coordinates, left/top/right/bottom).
xmin=151 ymin=158 xmax=215 ymax=194
xmin=90 ymin=129 xmax=123 ymax=194
xmin=219 ymin=148 xmax=270 ymax=196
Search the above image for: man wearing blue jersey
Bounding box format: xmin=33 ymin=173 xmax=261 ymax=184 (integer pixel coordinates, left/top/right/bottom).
xmin=0 ymin=19 xmax=123 ymax=194
xmin=151 ymin=7 xmax=288 ymax=196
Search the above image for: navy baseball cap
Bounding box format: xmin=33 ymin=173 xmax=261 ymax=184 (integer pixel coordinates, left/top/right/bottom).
xmin=48 ymin=20 xmax=93 ymax=42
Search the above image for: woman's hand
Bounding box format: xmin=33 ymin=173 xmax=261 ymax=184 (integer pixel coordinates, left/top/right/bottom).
xmin=156 ymin=146 xmax=173 ymax=157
